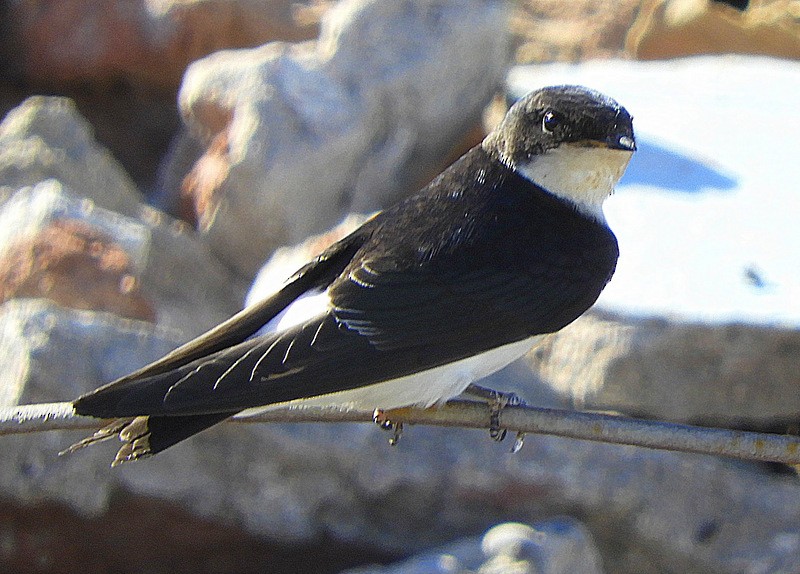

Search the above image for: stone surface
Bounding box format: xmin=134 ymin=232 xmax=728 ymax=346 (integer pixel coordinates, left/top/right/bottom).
xmin=0 ymin=180 xmax=246 ymax=340
xmin=0 ymin=93 xmax=248 ymax=427
xmin=512 ymin=0 xmax=641 ymax=62
xmin=5 ymin=207 xmax=799 ymax=574
xmin=7 ymin=0 xmax=798 ymax=209
xmin=343 ymin=519 xmax=605 ymax=574
xmin=0 ymin=299 xmax=181 ymax=418
xmin=5 ymin=0 xmax=324 ymax=92
xmin=0 ymin=2 xmax=329 ymax=196
xmin=0 ymin=216 xmax=156 ymax=324
xmin=172 ymin=0 xmax=510 ymax=276
xmin=627 ymin=0 xmax=800 ymax=60
xmin=0 ymin=0 xmax=646 ymax=200
xmin=0 ymin=96 xmax=144 ymax=217
xmin=5 ymin=393 xmax=800 ymax=574
xmin=0 ymin=494 xmax=385 ymax=574
xmin=530 ymin=311 xmax=800 ymax=427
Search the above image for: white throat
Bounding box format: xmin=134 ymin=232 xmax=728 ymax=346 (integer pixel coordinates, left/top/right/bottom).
xmin=513 ymin=145 xmax=632 ymax=224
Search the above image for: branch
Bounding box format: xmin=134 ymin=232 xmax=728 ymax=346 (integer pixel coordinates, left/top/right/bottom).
xmin=2 ymin=400 xmax=799 ymax=465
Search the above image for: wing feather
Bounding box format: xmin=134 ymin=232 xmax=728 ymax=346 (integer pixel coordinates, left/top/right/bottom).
xmin=73 ymin=231 xmax=367 ymax=416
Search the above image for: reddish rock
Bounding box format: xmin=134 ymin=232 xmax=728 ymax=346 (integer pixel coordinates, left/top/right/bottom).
xmin=627 ymin=0 xmax=800 ymax=60
xmin=172 ymin=0 xmax=510 ymax=276
xmin=0 ymin=495 xmax=387 ymax=574
xmin=512 ymin=0 xmax=641 ymax=62
xmin=179 ymin=118 xmax=232 ymax=228
xmin=8 ymin=0 xmax=325 ymax=92
xmin=0 ymin=219 xmax=155 ymax=322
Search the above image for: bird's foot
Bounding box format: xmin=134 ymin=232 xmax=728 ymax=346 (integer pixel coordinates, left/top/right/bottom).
xmin=464 ymin=384 xmax=525 ymax=444
xmin=373 ymin=409 xmax=404 ymax=446
xmin=510 ymin=431 xmax=526 ymax=453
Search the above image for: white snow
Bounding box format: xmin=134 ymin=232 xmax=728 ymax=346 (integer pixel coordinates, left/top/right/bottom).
xmin=509 ymin=55 xmax=800 ymax=327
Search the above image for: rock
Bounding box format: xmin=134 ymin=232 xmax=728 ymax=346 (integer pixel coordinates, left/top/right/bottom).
xmin=0 ymin=299 xmax=185 ymax=517
xmin=5 ymin=0 xmax=323 ymax=92
xmin=511 ymin=0 xmax=641 ymax=63
xmin=626 ymin=0 xmax=800 ymax=60
xmin=5 ymin=201 xmax=798 ymax=573
xmin=0 ymin=299 xmax=181 ymax=417
xmin=0 ymin=180 xmax=246 ymax=340
xmin=0 ymin=492 xmax=379 ymax=574
xmin=479 ymin=520 xmax=604 ymax=574
xmin=138 ymin=204 xmax=249 ymax=339
xmin=1 ymin=2 xmax=330 ymax=195
xmin=0 ymin=215 xmax=156 ymax=324
xmin=343 ymin=519 xmax=604 ymax=574
xmin=0 ymin=96 xmax=144 ymax=217
xmin=172 ymin=0 xmax=510 ymax=276
xmin=529 ymin=311 xmax=800 ymax=428
xmin=5 ymin=393 xmax=800 ymax=573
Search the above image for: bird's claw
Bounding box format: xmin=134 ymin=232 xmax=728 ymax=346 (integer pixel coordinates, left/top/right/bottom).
xmin=373 ymin=408 xmax=393 ymax=429
xmin=489 ymin=405 xmax=507 ymax=441
xmin=464 ymin=384 xmax=525 ymax=443
xmin=373 ymin=409 xmax=404 ymax=446
xmin=510 ymin=431 xmax=526 ymax=453
xmin=487 ymin=395 xmax=527 ymax=453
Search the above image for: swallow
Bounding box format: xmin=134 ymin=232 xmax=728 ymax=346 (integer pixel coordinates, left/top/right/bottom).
xmin=65 ymin=85 xmax=635 ymax=465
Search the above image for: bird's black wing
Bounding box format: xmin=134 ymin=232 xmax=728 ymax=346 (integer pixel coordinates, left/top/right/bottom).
xmin=73 ymin=265 xmax=579 ymax=423
xmin=73 ymin=227 xmax=368 ymax=413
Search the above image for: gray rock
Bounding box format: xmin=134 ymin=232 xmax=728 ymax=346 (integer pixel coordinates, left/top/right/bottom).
xmin=529 ymin=311 xmax=800 ymax=427
xmin=173 ymin=0 xmax=510 ymax=276
xmin=5 ymin=398 xmax=800 ymax=573
xmin=4 ymin=215 xmax=798 ymax=574
xmin=6 ymin=53 xmax=800 ymax=574
xmin=0 ymin=299 xmax=183 ymax=514
xmin=0 ymin=180 xmax=246 ymax=340
xmin=0 ymin=97 xmax=144 ymax=218
xmin=138 ymin=205 xmax=249 ymax=340
xmin=343 ymin=519 xmax=604 ymax=574
xmin=0 ymin=299 xmax=181 ymax=416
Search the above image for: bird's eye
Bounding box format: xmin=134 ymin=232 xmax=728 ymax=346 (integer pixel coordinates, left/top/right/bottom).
xmin=542 ymin=110 xmax=561 ymax=134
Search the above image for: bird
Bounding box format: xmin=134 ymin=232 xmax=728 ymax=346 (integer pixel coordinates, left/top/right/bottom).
xmin=65 ymin=85 xmax=635 ymax=466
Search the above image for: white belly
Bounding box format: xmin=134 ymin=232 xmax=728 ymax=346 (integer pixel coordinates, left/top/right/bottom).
xmin=240 ymin=334 xmax=544 ymax=415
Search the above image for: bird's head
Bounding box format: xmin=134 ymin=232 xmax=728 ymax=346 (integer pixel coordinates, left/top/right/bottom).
xmin=483 ymin=85 xmax=635 ymax=222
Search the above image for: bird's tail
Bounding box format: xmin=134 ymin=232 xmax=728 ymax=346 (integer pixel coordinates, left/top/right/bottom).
xmin=61 ymin=411 xmax=236 ymax=466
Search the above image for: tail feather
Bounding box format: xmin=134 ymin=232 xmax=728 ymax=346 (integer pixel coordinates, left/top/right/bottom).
xmin=63 ymin=412 xmax=236 ymax=466
xmin=60 ymin=417 xmax=135 ymax=455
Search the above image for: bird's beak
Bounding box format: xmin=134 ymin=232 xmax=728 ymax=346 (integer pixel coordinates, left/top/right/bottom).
xmin=609 ymin=135 xmax=636 ymax=152
xmin=572 ymin=136 xmax=636 ymax=152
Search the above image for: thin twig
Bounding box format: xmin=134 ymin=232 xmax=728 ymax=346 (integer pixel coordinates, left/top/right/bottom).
xmin=0 ymin=402 xmax=96 ymax=433
xmin=2 ymin=400 xmax=799 ymax=465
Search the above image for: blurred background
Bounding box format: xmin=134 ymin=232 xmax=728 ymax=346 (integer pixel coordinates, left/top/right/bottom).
xmin=1 ymin=1 xmax=799 ymax=573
